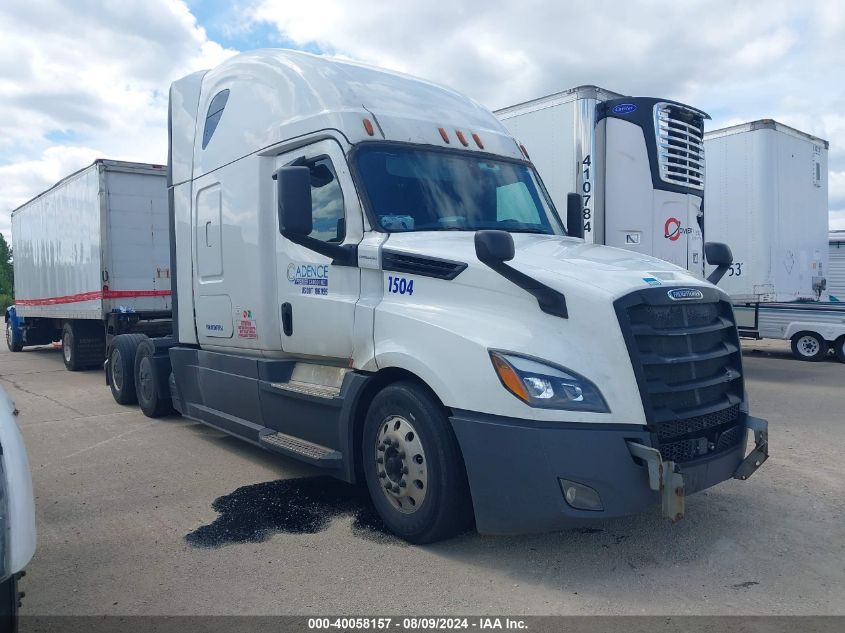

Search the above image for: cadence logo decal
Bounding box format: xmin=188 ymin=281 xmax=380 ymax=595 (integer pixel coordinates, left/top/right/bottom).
xmin=287 ymin=263 xmax=329 ymax=296
xmin=667 ymin=288 xmax=704 ymax=301
xmin=664 ymin=217 xmax=693 ymax=241
xmin=612 ymin=103 xmax=637 ymax=115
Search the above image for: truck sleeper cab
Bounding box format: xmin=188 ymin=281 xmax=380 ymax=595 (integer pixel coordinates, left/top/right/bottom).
xmin=107 ymin=50 xmax=768 ymax=543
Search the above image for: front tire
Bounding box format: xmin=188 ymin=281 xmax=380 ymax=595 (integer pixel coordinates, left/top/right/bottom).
xmin=362 ymin=381 xmax=473 ymax=544
xmin=6 ymin=321 xmax=23 ymax=352
xmin=790 ymin=331 xmax=828 ymax=361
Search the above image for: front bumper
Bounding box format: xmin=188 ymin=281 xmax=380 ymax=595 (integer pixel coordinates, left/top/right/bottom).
xmin=449 ymin=410 xmax=769 ymax=535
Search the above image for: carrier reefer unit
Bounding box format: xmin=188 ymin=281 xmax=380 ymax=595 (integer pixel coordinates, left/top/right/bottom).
xmin=496 ymin=86 xmax=710 ymax=276
xmin=5 ymin=160 xmax=172 ymax=369
xmin=704 ymin=120 xmax=829 ymax=303
xmin=103 ymin=50 xmax=768 ymax=543
xmin=830 ymin=230 xmax=845 ymax=302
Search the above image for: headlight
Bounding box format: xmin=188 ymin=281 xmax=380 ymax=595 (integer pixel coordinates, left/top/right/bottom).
xmin=489 ymin=351 xmax=609 ymax=412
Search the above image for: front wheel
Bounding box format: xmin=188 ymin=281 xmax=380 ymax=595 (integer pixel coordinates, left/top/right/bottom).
xmin=790 ymin=331 xmax=828 ymax=361
xmin=6 ymin=322 xmax=23 ymax=352
xmin=362 ymin=382 xmax=473 ymax=544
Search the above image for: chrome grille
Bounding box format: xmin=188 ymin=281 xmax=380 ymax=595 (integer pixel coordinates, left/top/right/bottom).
xmin=655 ymin=102 xmax=705 ymax=190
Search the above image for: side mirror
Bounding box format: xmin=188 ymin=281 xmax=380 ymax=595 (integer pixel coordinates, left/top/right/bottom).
xmin=566 ymin=192 xmax=584 ymax=239
xmin=705 ymin=241 xmax=733 ymax=285
xmin=475 ymin=230 xmax=515 ymax=264
xmin=275 ymin=166 xmax=312 ymax=236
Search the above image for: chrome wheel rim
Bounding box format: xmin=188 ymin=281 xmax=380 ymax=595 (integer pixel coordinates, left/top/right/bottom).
xmin=111 ymin=348 xmax=123 ymax=391
xmin=375 ymin=415 xmax=427 ymax=514
xmin=63 ymin=332 xmax=72 ymax=362
xmin=797 ymin=335 xmax=819 ymax=357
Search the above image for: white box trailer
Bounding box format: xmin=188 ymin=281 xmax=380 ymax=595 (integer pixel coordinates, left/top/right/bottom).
xmin=704 ymin=120 xmax=829 ymax=302
xmin=496 ymin=87 xmax=711 ymax=277
xmin=5 ymin=159 xmax=172 ymax=370
xmin=830 ymin=230 xmax=845 ymax=302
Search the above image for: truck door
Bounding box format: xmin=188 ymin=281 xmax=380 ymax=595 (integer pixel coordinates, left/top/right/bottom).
xmin=274 ymin=139 xmax=362 ymax=360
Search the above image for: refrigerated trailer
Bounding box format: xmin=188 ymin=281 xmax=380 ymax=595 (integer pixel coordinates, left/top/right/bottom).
xmin=5 ymin=160 xmax=172 ymax=370
xmin=103 ymin=50 xmax=768 ymax=543
xmin=496 ymin=86 xmax=711 ymax=277
xmin=704 ymin=120 xmax=845 ymax=362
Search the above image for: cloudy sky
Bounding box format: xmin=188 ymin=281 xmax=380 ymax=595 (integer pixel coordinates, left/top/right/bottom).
xmin=2 ymin=0 xmax=844 ymax=241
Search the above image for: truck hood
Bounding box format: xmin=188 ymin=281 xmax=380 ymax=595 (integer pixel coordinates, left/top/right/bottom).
xmin=383 ymin=232 xmax=709 ymax=298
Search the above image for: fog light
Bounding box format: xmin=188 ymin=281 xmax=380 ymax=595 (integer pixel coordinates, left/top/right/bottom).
xmin=559 ymin=479 xmax=604 ymax=511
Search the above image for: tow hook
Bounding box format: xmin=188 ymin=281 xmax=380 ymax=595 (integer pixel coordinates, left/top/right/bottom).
xmin=734 ymin=416 xmax=769 ymax=481
xmin=627 ymin=442 xmax=685 ymax=523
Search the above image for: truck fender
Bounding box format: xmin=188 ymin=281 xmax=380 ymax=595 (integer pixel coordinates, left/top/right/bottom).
xmin=784 ymin=321 xmax=845 ymax=342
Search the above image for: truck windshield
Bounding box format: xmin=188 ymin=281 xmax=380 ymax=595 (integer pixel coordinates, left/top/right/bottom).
xmin=354 ymin=145 xmax=565 ymax=234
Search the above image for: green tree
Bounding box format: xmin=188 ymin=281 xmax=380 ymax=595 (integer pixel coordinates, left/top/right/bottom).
xmin=0 ymin=232 xmax=13 ymax=312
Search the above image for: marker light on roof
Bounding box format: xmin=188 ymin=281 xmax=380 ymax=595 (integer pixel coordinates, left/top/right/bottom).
xmin=455 ymin=130 xmax=469 ymax=147
xmin=363 ymin=118 xmax=375 ymax=136
xmin=472 ymin=133 xmax=484 ymax=149
xmin=438 ymin=127 xmax=450 ymax=143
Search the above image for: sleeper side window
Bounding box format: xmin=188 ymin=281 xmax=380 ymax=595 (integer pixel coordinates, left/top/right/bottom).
xmin=306 ymin=157 xmax=346 ymax=243
xmin=202 ymin=89 xmax=230 ymax=149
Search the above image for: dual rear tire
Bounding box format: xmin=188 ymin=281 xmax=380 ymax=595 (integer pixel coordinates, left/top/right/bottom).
xmin=62 ymin=321 xmax=106 ymax=371
xmin=108 ymin=335 xmax=173 ymax=417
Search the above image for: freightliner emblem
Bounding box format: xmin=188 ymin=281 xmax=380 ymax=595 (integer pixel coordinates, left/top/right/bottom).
xmin=667 ymin=288 xmax=704 ymax=301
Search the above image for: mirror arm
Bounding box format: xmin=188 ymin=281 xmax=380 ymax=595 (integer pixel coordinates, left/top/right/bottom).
xmin=281 ymin=231 xmax=358 ymax=267
xmin=707 ymin=264 xmax=729 ymax=286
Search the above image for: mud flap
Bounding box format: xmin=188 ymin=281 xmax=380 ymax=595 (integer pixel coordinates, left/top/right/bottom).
xmin=626 ymin=442 xmax=685 ymax=523
xmin=733 ymin=415 xmax=769 ymax=481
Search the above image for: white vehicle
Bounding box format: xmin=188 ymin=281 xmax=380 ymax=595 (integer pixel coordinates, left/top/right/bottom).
xmin=496 ymin=87 xmax=709 ymax=276
xmin=705 ymin=120 xmax=844 ymax=362
xmin=0 ymin=386 xmax=36 ymax=630
xmin=830 ymin=230 xmax=845 ymax=302
xmin=5 ymin=160 xmax=172 ymax=371
xmin=106 ymin=50 xmax=768 ymax=542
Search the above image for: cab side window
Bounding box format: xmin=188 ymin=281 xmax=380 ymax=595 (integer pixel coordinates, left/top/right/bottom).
xmin=306 ymin=157 xmax=346 ymax=243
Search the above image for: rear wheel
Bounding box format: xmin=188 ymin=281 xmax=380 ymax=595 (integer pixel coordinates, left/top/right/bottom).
xmin=834 ymin=336 xmax=845 ymax=364
xmin=6 ymin=321 xmax=23 ymax=352
xmin=108 ymin=334 xmax=147 ymax=404
xmin=61 ymin=321 xmax=106 ymax=371
xmin=134 ymin=340 xmax=173 ymax=418
xmin=362 ymin=381 xmax=473 ymax=543
xmin=790 ymin=331 xmax=828 ymax=361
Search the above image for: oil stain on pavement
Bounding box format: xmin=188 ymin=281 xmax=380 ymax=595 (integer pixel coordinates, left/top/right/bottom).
xmin=185 ymin=476 xmax=399 ymax=547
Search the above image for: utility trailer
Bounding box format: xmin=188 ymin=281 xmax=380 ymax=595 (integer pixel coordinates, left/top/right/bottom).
xmin=704 ymin=120 xmax=844 ymax=362
xmin=5 ymin=160 xmax=172 ymax=370
xmin=496 ymin=87 xmax=711 ymax=277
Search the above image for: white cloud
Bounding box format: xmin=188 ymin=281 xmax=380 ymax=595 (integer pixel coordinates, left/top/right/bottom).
xmin=249 ymin=0 xmax=845 ymax=228
xmin=0 ymin=0 xmax=235 ymax=238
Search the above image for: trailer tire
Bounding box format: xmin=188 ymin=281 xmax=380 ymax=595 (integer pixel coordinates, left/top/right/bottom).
xmin=108 ymin=334 xmax=147 ymax=404
xmin=790 ymin=331 xmax=828 ymax=361
xmin=834 ymin=336 xmax=845 ymax=364
xmin=6 ymin=321 xmax=23 ymax=352
xmin=134 ymin=341 xmax=173 ymax=418
xmin=61 ymin=322 xmax=106 ymax=371
xmin=362 ymin=381 xmax=473 ymax=544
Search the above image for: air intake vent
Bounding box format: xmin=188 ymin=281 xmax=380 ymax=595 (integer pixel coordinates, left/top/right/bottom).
xmin=382 ymin=251 xmax=467 ymax=280
xmin=654 ymin=103 xmax=705 ymax=190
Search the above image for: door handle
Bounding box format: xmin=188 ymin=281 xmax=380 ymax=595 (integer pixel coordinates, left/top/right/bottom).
xmin=281 ymin=303 xmax=293 ymax=336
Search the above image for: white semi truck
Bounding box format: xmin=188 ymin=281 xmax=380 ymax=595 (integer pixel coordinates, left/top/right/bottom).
xmin=496 ymin=86 xmax=709 ymax=277
xmin=5 ymin=160 xmax=172 ymax=370
xmin=104 ymin=50 xmax=768 ymax=542
xmin=704 ymin=120 xmax=845 ymax=363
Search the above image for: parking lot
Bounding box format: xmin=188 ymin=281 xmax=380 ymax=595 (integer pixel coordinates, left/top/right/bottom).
xmin=2 ymin=340 xmax=843 ymax=616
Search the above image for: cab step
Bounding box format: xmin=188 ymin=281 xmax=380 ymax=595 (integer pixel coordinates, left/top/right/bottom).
xmin=258 ymin=430 xmax=342 ymax=467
